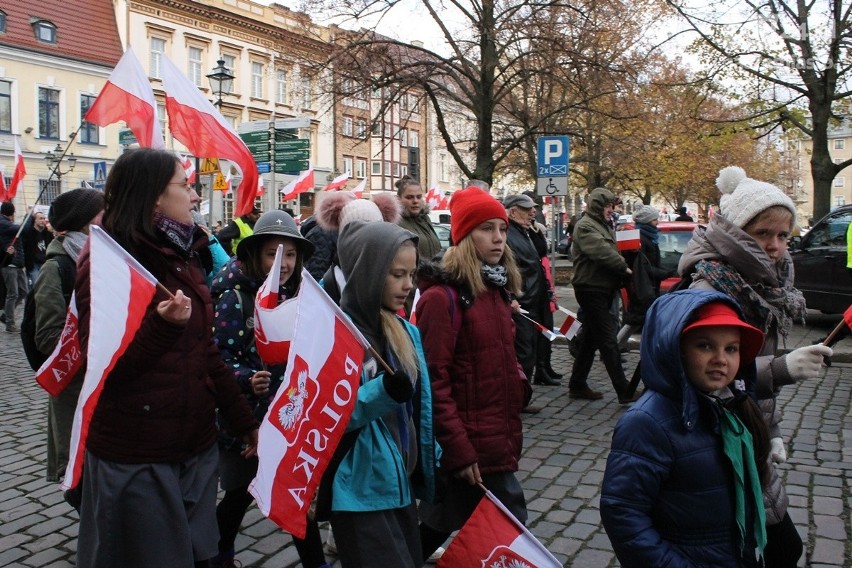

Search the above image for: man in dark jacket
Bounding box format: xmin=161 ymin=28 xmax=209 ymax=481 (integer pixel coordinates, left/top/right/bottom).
xmin=505 ymin=193 xmax=559 ymax=386
xmin=568 ymin=188 xmax=637 ymax=403
xmin=217 ymin=206 xmax=261 ymax=256
xmin=0 ymin=201 xmax=26 ymax=332
xmin=675 ymin=206 xmax=694 ymax=222
xmin=22 ymin=209 xmax=52 ymax=287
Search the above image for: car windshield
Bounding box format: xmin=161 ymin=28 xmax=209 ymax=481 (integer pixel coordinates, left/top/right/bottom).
xmin=658 ymin=230 xmax=693 ymax=274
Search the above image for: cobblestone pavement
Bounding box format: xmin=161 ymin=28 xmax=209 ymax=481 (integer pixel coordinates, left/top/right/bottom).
xmin=0 ymin=298 xmax=850 ymax=567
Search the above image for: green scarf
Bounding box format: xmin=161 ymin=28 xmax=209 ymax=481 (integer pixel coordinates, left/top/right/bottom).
xmin=720 ymin=407 xmax=767 ymax=562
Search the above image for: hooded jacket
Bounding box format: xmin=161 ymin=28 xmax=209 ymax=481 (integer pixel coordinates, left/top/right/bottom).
xmin=415 ymin=260 xmax=530 ymax=474
xmin=399 ymin=208 xmax=442 ymax=263
xmin=678 ymin=213 xmax=796 ymax=525
xmin=571 ymin=188 xmax=629 ymax=291
xmin=75 ymin=229 xmax=257 ymax=463
xmin=601 ymin=290 xmax=763 ymax=568
xmin=332 ymin=221 xmax=438 ymax=511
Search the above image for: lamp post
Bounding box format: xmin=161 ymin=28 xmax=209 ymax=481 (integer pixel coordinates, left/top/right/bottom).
xmin=44 ymin=143 xmax=77 ymax=178
xmin=201 ymin=58 xmax=235 ymax=223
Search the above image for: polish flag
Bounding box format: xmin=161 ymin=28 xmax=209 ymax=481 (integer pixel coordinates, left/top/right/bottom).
xmin=558 ymin=306 xmax=582 ymax=339
xmin=281 ymin=169 xmax=314 ymax=201
xmin=257 ymin=175 xmax=265 ymax=197
xmin=160 ymin=56 xmax=258 ymax=217
xmin=425 ymin=187 xmax=442 ymax=210
xmin=616 ymin=229 xmax=641 ymax=251
xmin=180 ymin=154 xmax=197 ymax=184
xmin=323 ymin=171 xmax=349 ymax=192
xmin=351 ymin=178 xmax=366 ymax=199
xmin=249 ymin=269 xmax=369 ymax=539
xmin=35 ymin=295 xmax=82 ymax=397
xmin=254 ymin=244 xmax=299 ymax=365
xmin=84 ymin=48 xmax=166 ymax=149
xmin=61 ymin=226 xmax=159 ymax=491
xmin=439 ymin=490 xmax=561 ymax=567
xmin=7 ymin=137 xmax=26 ymax=200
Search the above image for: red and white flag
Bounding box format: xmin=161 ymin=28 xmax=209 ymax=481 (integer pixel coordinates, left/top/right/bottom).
xmin=557 ymin=306 xmax=582 ymax=339
xmin=61 ymin=226 xmax=159 ymax=491
xmin=249 ymin=269 xmax=370 ymax=538
xmin=160 ymin=56 xmax=258 ymax=217
xmin=351 ymin=178 xmax=366 ymax=198
xmin=257 ymin=175 xmax=266 ymax=197
xmin=425 ymin=187 xmax=442 ymax=210
xmin=179 ymin=154 xmax=197 ymax=184
xmin=323 ymin=171 xmax=349 ymax=192
xmin=438 ymin=490 xmax=561 ymax=567
xmin=616 ymin=229 xmax=640 ymax=251
xmin=7 ymin=137 xmax=26 ymax=200
xmin=281 ymin=169 xmax=314 ymax=201
xmin=35 ymin=294 xmax=82 ymax=397
xmin=84 ymin=48 xmax=166 ymax=149
xmin=254 ymin=244 xmax=299 ymax=365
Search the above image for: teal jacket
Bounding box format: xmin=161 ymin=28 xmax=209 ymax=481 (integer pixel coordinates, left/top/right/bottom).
xmin=331 ymin=318 xmax=439 ymax=511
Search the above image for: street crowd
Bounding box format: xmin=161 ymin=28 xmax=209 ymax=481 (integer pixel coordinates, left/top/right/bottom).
xmin=0 ymin=149 xmax=832 ymax=568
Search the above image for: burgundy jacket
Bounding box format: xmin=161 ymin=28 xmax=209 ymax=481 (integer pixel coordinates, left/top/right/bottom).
xmin=415 ymin=263 xmax=530 ymax=474
xmin=75 ymin=230 xmax=257 ymax=464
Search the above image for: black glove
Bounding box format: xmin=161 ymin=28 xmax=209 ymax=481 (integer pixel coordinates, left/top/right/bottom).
xmin=383 ymin=369 xmax=415 ymax=403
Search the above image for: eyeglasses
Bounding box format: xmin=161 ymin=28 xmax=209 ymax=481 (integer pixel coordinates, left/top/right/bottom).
xmin=169 ymin=180 xmax=193 ymax=189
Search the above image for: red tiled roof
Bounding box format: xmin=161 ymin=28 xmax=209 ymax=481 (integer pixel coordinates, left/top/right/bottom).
xmin=0 ymin=0 xmax=123 ymax=67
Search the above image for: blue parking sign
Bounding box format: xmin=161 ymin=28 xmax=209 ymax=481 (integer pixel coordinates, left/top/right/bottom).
xmin=536 ymin=136 xmax=569 ymax=177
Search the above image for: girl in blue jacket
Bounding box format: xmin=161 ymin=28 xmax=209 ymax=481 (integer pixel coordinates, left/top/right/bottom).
xmin=601 ymin=290 xmax=770 ymax=567
xmin=329 ymin=220 xmax=438 ymax=567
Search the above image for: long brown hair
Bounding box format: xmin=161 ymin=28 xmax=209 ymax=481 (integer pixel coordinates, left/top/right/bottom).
xmin=443 ymin=235 xmax=521 ymax=297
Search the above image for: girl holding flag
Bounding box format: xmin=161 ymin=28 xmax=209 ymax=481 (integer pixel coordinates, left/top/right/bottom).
xmin=74 ymin=148 xmax=259 ymax=567
xmin=326 ymin=220 xmax=438 ymax=567
xmin=414 ymin=186 xmax=531 ymax=560
xmin=209 ymin=210 xmax=327 ymax=568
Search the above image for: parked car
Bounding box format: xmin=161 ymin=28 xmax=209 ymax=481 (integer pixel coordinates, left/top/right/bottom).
xmin=790 ymin=205 xmax=852 ymax=313
xmin=433 ymin=223 xmax=451 ymax=250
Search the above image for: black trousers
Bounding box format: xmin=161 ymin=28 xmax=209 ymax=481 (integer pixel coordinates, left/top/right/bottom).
xmin=513 ymin=295 xmax=547 ymax=381
xmin=763 ymin=512 xmax=803 ymax=568
xmin=569 ymin=288 xmax=629 ymax=394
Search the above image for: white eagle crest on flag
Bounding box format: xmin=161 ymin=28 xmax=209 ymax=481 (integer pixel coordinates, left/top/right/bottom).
xmin=278 ymin=367 xmax=309 ymax=430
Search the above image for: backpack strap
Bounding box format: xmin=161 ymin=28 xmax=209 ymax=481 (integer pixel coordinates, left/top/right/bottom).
xmin=440 ymin=284 xmax=463 ymax=336
xmin=53 ymin=254 xmax=77 ymax=305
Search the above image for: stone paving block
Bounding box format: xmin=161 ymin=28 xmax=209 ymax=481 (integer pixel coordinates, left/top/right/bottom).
xmin=20 ymin=547 xmax=68 ymax=567
xmin=813 ymin=514 xmax=847 ymax=540
xmin=568 ymin=547 xmax=615 ymax=567
xmin=810 ymin=537 xmax=847 ymax=565
xmin=813 ymin=496 xmax=844 ymax=516
xmin=0 ymin=547 xmax=29 ymax=566
xmin=561 ymin=521 xmax=597 ymax=540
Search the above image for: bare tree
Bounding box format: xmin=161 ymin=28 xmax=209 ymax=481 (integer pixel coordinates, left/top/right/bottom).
xmin=665 ymin=0 xmax=852 ymax=219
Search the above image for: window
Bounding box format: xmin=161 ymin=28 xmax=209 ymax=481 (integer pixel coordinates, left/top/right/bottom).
xmin=383 ymin=122 xmax=391 ymax=138
xmin=371 ymin=161 xmax=381 ymax=175
xmin=342 ymin=116 xmax=353 ymax=137
xmin=356 ymin=159 xmax=367 ymax=179
xmin=384 ymin=161 xmax=391 ymax=175
xmin=393 ymin=163 xmax=400 ymax=177
xmin=835 ymin=177 xmax=846 ymax=188
xmin=188 ymin=47 xmax=203 ymax=86
xmin=0 ymin=81 xmax=10 ymax=133
xmin=275 ymin=69 xmax=287 ymax=104
xmin=439 ymin=153 xmax=448 ymax=182
xmin=150 ymin=37 xmax=166 ymax=79
xmin=301 ymin=77 xmax=312 ymax=109
xmin=39 ymin=87 xmax=60 ymax=139
xmin=356 ymin=119 xmax=367 ymax=138
xmin=400 ymin=165 xmax=407 ymax=177
xmin=371 ymin=122 xmax=380 ymax=136
xmin=0 ymin=11 xmax=6 ymax=33
xmin=834 ymin=195 xmax=845 ymax=207
xmin=157 ymin=103 xmax=166 ymax=137
xmin=39 ymin=179 xmax=61 ymax=203
xmin=409 ymin=130 xmax=419 ymax=148
xmin=34 ymin=20 xmax=57 ymax=43
xmin=398 ymin=128 xmax=407 ymax=147
xmin=80 ymin=94 xmax=99 ymax=144
xmin=835 ymin=139 xmax=846 ymax=150
xmin=251 ymin=62 xmax=264 ymax=98
xmin=806 ymin=211 xmax=852 ymax=247
xmin=342 ymin=156 xmax=353 ymax=176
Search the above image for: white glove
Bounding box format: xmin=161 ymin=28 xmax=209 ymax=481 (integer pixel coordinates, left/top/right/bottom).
xmin=770 ymin=437 xmax=787 ymax=464
xmin=785 ymin=345 xmax=832 ymax=381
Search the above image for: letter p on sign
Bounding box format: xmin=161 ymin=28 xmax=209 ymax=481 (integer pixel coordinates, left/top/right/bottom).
xmin=544 ymin=140 xmax=562 ymax=164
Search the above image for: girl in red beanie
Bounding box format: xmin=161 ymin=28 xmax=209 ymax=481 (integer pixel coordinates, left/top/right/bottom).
xmin=414 ymin=187 xmax=531 ymax=559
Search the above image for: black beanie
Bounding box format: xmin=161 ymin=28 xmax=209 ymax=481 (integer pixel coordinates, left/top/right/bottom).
xmin=49 ymin=189 xmax=105 ymax=232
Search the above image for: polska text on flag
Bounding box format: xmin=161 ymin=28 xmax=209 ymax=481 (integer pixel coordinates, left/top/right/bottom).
xmin=438 ymin=490 xmax=561 ymax=567
xmin=62 ymin=226 xmax=159 ymax=491
xmin=35 ymin=294 xmax=82 ymax=397
xmin=249 ymin=269 xmax=370 ymax=539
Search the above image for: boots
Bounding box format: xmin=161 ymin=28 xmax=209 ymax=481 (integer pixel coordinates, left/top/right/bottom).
xmin=533 ymin=366 xmax=561 ymax=386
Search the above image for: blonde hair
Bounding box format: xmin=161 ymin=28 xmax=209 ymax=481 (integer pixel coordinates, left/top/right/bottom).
xmin=743 ymin=205 xmax=795 ymax=233
xmin=380 ymin=311 xmax=418 ymax=379
xmin=443 ymin=235 xmax=521 ymax=297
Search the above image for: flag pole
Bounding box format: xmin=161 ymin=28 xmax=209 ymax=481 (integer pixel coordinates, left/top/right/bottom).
xmin=368 ymin=345 xmax=395 ymax=375
xmin=822 ymin=319 xmax=848 ymax=347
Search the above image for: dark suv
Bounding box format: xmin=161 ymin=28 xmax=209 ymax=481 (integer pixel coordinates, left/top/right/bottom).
xmin=790 ymin=205 xmax=852 ymax=313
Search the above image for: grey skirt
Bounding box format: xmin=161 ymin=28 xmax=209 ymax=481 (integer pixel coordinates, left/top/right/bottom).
xmin=76 ymin=444 xmax=220 ymax=567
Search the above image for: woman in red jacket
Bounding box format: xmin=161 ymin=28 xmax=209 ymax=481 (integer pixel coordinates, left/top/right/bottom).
xmin=74 ymin=148 xmax=259 ymax=568
xmin=414 ymin=186 xmax=531 ymax=560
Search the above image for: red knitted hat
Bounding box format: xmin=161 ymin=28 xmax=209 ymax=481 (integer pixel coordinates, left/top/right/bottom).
xmin=450 ymin=187 xmax=508 ymax=244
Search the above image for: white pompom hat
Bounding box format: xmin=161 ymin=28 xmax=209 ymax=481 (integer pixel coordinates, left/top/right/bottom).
xmin=716 ymin=166 xmax=796 ymax=228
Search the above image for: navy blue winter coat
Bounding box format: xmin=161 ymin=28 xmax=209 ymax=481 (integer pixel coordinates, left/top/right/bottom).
xmin=601 ymin=290 xmax=763 ymax=568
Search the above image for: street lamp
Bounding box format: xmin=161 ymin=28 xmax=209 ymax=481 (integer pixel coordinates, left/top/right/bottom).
xmin=207 ymin=58 xmax=234 ymax=107
xmin=44 ymin=143 xmax=77 ymax=177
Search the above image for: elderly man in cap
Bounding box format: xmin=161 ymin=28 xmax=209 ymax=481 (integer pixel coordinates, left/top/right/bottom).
xmin=504 ymin=192 xmax=560 ymax=387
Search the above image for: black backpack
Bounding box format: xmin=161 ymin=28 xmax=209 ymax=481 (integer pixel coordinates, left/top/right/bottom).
xmin=21 ymin=254 xmax=76 ymax=371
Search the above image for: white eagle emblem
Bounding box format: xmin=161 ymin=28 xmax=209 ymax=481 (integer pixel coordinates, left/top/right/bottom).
xmin=278 ymin=368 xmax=309 ymax=430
